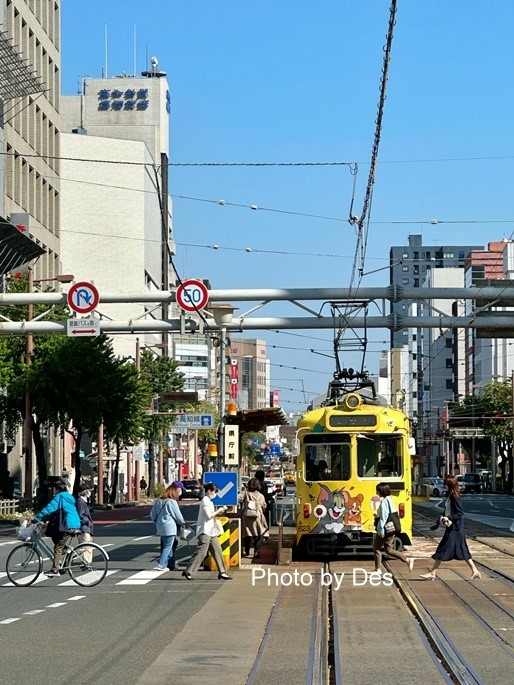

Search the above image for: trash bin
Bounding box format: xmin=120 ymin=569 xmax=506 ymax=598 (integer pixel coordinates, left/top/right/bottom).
xmin=204 ymin=517 xmax=240 ymax=570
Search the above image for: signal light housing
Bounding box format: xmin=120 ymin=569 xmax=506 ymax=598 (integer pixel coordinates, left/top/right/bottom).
xmin=303 ymin=503 xmax=311 ymax=519
xmin=398 ymin=502 xmax=405 ymax=519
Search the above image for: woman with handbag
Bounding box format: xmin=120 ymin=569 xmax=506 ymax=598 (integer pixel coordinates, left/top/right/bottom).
xmin=182 ymin=482 xmax=232 ymax=580
xmin=34 ymin=478 xmax=81 ymax=578
xmin=150 ymin=481 xmax=187 ymax=571
xmin=420 ymin=475 xmax=481 ymax=581
xmin=239 ymin=477 xmax=267 ymax=559
xmin=373 ymin=483 xmax=415 ymax=574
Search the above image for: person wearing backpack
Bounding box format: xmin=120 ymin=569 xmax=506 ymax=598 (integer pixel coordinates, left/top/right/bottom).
xmin=239 ymin=477 xmax=267 ymax=559
xmin=76 ymin=482 xmax=94 ymax=563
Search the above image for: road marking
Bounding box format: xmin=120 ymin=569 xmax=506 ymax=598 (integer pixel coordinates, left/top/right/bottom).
xmin=117 ymin=569 xmax=168 ymax=585
xmin=23 ymin=609 xmax=45 ymax=615
xmin=57 ymin=569 xmax=120 ymax=587
xmin=68 ymin=595 xmax=86 ymax=600
xmin=0 ymin=541 xmax=17 ymax=547
xmin=46 ymin=602 xmax=67 ymax=608
xmin=0 ymin=618 xmax=21 ymax=624
xmin=133 ymin=536 xmax=153 ymax=541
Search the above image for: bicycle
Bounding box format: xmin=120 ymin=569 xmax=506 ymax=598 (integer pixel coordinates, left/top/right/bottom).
xmin=6 ymin=522 xmax=109 ymax=588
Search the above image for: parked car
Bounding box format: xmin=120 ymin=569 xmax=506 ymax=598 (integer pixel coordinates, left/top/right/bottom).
xmin=456 ymin=474 xmax=465 ymax=486
xmin=462 ymin=473 xmax=482 ymax=494
xmin=179 ymin=479 xmax=202 ymax=500
xmin=422 ymin=477 xmax=445 ymax=497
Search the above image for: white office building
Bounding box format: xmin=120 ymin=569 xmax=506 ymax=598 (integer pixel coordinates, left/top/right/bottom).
xmin=59 ymin=71 xmax=173 ymax=359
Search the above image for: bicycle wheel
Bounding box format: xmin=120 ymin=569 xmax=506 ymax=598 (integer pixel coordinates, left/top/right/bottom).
xmin=66 ymin=542 xmax=109 ymax=587
xmin=6 ymin=543 xmax=43 ymax=587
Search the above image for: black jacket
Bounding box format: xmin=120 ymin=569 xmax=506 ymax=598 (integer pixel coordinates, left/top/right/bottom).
xmin=76 ymin=497 xmax=94 ymax=534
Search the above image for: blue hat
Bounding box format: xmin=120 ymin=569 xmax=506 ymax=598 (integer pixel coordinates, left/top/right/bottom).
xmin=171 ymin=480 xmax=183 ymax=489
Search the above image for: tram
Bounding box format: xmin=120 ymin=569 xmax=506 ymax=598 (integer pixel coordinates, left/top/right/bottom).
xmin=295 ymin=370 xmax=415 ymax=557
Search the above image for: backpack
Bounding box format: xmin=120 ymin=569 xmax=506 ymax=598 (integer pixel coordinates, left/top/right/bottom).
xmin=243 ymin=493 xmax=259 ymax=519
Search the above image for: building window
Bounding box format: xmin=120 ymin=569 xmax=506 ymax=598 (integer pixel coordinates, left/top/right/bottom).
xmin=445 ymin=338 xmax=453 ymax=348
xmin=446 ymin=358 xmax=453 ymax=368
xmin=402 ymin=278 xmax=409 ymax=285
xmin=402 ymin=266 xmax=409 ymax=272
xmin=446 ymin=379 xmax=453 ymax=390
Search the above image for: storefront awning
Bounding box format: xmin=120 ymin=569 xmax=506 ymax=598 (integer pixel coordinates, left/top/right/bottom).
xmin=0 ymin=216 xmax=46 ymax=276
xmin=234 ymin=407 xmax=289 ymax=434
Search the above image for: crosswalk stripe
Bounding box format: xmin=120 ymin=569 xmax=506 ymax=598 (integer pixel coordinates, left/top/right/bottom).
xmin=0 ymin=541 xmax=18 ymax=547
xmin=117 ymin=568 xmax=169 ymax=585
xmin=57 ymin=569 xmax=120 ymax=586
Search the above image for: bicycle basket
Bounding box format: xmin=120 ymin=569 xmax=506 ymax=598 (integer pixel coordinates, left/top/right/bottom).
xmin=16 ymin=523 xmax=36 ymax=541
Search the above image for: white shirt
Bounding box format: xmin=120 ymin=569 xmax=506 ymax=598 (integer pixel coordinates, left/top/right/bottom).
xmin=196 ymin=495 xmax=223 ymax=537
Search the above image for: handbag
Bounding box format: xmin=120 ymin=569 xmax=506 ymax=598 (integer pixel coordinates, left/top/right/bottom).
xmin=211 ymin=518 xmax=224 ymax=536
xmin=383 ymin=498 xmax=401 ymax=537
xmin=45 ymin=500 xmax=68 ymax=537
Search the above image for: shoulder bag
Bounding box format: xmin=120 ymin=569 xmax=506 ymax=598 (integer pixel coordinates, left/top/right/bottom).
xmin=45 ymin=499 xmax=68 ymax=537
xmin=383 ymin=498 xmax=401 ymax=537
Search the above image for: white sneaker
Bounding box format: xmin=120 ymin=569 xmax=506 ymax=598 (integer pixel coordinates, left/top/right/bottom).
xmin=153 ymin=566 xmax=167 ymax=571
xmin=407 ymin=558 xmax=415 ymax=572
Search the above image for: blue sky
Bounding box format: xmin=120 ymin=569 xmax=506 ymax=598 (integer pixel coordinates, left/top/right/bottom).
xmin=61 ymin=1 xmax=514 ymax=413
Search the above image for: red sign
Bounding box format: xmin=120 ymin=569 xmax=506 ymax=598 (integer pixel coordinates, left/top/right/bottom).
xmin=230 ymin=360 xmax=238 ymax=399
xmin=67 ymin=281 xmax=100 ymax=314
xmin=176 ymin=279 xmax=209 ymax=312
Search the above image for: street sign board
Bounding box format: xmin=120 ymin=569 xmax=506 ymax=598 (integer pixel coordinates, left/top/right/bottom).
xmin=160 ymin=391 xmax=198 ymax=402
xmin=67 ymin=281 xmax=100 ymax=314
xmin=66 ymin=317 xmax=100 ymax=337
xmin=176 ymin=279 xmax=209 ymax=312
xmin=205 ymin=472 xmax=238 ymax=506
xmin=224 ymin=424 xmax=239 ymax=466
xmin=172 ymin=414 xmax=214 ymax=430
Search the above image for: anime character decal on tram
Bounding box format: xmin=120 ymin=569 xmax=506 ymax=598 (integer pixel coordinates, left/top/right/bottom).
xmin=294 ymin=369 xmax=415 ymax=558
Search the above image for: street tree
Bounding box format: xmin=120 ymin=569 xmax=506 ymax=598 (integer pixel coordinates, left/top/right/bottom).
xmin=138 ymin=349 xmax=185 ymax=496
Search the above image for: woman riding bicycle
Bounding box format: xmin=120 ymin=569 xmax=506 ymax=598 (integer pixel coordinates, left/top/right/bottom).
xmin=34 ymin=478 xmax=81 ymax=578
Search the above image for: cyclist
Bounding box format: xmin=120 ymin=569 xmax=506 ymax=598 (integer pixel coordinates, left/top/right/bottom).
xmin=34 ymin=478 xmax=81 ymax=578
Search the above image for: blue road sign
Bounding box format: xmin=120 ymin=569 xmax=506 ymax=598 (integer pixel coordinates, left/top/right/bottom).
xmin=204 ymin=472 xmax=238 ymax=506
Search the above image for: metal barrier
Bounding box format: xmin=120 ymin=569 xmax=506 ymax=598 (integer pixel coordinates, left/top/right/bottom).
xmin=272 ymin=498 xmax=295 ymax=526
xmin=204 ymin=517 xmax=240 ymax=570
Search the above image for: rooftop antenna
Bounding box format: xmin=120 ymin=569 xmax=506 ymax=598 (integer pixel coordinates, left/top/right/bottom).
xmin=104 ymin=23 xmax=108 ymax=78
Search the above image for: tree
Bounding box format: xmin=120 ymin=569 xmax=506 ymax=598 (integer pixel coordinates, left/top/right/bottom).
xmin=449 ymin=380 xmax=513 ymax=493
xmin=27 ymin=335 xmax=134 ymax=497
xmin=138 ymin=350 xmax=185 ymax=497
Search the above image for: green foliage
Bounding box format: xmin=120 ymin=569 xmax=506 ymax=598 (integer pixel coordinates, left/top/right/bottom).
xmin=153 ymin=482 xmax=165 ymax=498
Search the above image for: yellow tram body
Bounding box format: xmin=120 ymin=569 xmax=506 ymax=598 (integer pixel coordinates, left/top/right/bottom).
xmin=295 ymin=391 xmax=414 ymax=557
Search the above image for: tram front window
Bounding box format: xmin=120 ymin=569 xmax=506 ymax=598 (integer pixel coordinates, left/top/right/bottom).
xmin=357 ymin=434 xmax=402 ymax=478
xmin=305 ymin=443 xmax=351 ymax=481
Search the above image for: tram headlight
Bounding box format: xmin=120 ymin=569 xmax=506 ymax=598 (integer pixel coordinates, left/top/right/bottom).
xmin=343 ymin=393 xmax=362 ymax=410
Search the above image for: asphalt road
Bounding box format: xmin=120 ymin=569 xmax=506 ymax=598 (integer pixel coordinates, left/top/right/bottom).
xmin=0 ymin=501 xmax=210 ymax=685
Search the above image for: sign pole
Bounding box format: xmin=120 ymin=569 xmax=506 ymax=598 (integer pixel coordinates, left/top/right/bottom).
xmin=219 ymin=325 xmax=227 ymax=471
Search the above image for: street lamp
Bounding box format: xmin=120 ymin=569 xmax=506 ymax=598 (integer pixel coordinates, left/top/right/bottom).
xmin=24 ymin=269 xmax=75 ymax=500
xmin=210 ymin=304 xmax=237 ymax=469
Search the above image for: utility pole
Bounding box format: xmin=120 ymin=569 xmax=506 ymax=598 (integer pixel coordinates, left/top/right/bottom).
xmin=23 ymin=267 xmax=34 ymax=500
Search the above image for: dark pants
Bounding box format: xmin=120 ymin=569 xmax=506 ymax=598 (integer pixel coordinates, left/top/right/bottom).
xmin=243 ymin=535 xmax=263 ymax=557
xmin=51 ymin=534 xmax=72 ymax=573
xmin=373 ymin=534 xmax=408 ymax=571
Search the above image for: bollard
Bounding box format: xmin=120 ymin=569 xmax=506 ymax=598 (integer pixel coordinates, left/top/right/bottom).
xmin=204 ymin=517 xmax=240 ymax=570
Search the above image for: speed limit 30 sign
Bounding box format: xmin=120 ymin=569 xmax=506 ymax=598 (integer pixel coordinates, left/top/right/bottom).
xmin=176 ymin=279 xmax=209 ymax=312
